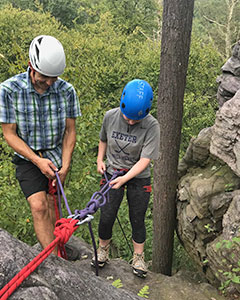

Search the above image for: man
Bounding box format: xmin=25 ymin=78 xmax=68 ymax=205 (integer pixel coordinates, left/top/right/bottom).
xmin=0 ymin=35 xmax=81 ymax=256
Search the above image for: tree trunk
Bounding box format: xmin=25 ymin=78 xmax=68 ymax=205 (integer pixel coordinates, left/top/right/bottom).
xmin=152 ymin=0 xmax=195 ymax=275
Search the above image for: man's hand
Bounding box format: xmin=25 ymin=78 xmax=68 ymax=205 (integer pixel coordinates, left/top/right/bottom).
xmin=52 ymin=168 xmax=68 ymax=186
xmin=36 ymin=158 xmax=58 ymax=179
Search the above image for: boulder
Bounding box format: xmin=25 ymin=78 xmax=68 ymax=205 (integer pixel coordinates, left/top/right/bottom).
xmin=0 ymin=229 xmax=140 ymax=300
xmin=211 ymin=89 xmax=240 ymax=177
xmin=177 ymin=104 xmax=240 ymax=294
xmin=217 ymin=41 xmax=240 ymax=107
xmin=0 ymin=229 xmax=225 ymax=300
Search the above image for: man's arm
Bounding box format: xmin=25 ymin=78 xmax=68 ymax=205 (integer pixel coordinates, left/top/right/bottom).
xmin=1 ymin=123 xmax=58 ymax=178
xmin=57 ymin=118 xmax=77 ymax=183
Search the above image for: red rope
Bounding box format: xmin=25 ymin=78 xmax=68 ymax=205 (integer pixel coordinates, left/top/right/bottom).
xmin=48 ymin=179 xmax=60 ymax=221
xmin=0 ymin=218 xmax=78 ymax=300
xmin=48 ymin=179 xmax=63 ymax=257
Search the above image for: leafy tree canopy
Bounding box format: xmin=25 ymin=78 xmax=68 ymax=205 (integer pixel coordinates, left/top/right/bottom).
xmin=193 ymin=0 xmax=240 ymax=58
xmin=0 ymin=0 xmax=160 ymax=35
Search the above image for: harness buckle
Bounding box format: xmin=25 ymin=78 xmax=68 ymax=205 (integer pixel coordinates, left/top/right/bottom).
xmin=143 ymin=185 xmax=152 ymax=193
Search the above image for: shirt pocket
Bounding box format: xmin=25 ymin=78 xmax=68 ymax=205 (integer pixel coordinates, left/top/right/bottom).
xmin=46 ymin=101 xmax=66 ymax=142
xmin=15 ymin=106 xmax=37 ymax=138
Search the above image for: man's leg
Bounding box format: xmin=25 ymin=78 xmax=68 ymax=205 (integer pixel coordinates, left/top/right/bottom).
xmin=27 ymin=191 xmax=57 ymax=255
xmin=47 ymin=194 xmax=57 ymax=229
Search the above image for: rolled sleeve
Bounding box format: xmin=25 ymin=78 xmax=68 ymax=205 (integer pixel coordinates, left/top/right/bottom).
xmin=141 ymin=123 xmax=160 ymax=160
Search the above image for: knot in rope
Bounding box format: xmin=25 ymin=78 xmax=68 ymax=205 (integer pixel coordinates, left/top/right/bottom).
xmin=90 ymin=191 xmax=106 ymax=207
xmin=74 ymin=191 xmax=106 ymax=220
xmin=48 ymin=179 xmax=57 ymax=195
xmin=54 ymin=218 xmax=78 ymax=245
xmin=87 ymin=191 xmax=106 ymax=209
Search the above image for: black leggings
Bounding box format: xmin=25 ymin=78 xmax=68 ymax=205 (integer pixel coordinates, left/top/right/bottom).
xmin=98 ymin=174 xmax=151 ymax=244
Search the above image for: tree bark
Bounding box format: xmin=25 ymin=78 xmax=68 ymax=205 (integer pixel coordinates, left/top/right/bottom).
xmin=152 ymin=0 xmax=195 ymax=275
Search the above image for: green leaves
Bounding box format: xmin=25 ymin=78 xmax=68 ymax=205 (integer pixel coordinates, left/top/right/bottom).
xmin=216 ymin=234 xmax=240 ymax=291
xmin=137 ymin=285 xmax=150 ymax=298
xmin=112 ymin=278 xmax=123 ymax=288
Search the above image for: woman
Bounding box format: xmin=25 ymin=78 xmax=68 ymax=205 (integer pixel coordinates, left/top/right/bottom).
xmin=92 ymin=79 xmax=160 ymax=278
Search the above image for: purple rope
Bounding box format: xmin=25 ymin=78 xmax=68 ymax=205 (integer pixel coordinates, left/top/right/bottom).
xmin=55 ymin=172 xmax=72 ymax=216
xmin=54 ymin=170 xmax=124 ymax=275
xmin=56 ymin=180 xmax=63 ymax=218
xmin=73 ymin=170 xmax=123 ymax=220
xmin=55 ymin=170 xmax=124 ymax=222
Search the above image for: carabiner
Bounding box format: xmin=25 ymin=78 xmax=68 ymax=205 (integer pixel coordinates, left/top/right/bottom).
xmin=76 ymin=214 xmax=94 ymax=225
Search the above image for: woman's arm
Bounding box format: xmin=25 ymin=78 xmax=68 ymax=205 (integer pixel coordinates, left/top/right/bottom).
xmin=110 ymin=157 xmax=151 ymax=189
xmin=97 ymin=140 xmax=107 ymax=174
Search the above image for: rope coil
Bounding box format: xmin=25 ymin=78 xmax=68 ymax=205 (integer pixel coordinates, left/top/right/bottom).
xmin=0 ymin=218 xmax=79 ymax=300
xmin=0 ymin=170 xmax=124 ymax=299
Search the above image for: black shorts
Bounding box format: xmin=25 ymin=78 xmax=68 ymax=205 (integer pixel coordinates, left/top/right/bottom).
xmin=12 ymin=155 xmax=49 ymax=199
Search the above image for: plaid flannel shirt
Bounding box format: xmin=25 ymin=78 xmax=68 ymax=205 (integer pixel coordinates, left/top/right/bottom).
xmin=0 ymin=69 xmax=81 ymax=168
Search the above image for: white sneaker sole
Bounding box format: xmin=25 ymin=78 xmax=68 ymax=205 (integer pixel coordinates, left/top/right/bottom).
xmin=132 ymin=268 xmax=147 ymax=278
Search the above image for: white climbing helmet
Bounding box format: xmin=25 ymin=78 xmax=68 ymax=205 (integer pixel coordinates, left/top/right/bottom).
xmin=29 ymin=35 xmax=66 ymax=77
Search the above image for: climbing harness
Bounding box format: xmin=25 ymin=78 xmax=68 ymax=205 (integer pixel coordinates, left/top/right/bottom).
xmin=0 ymin=170 xmax=123 ymax=300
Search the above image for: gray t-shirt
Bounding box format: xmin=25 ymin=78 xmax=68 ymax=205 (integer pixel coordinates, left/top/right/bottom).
xmin=99 ymin=107 xmax=160 ymax=178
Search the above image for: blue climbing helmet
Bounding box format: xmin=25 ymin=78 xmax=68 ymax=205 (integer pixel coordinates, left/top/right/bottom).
xmin=120 ymin=79 xmax=153 ymax=120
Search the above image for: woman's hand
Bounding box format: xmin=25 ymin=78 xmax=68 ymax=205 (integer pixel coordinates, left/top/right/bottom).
xmin=109 ymin=176 xmax=126 ymax=189
xmin=97 ymin=160 xmax=106 ymax=174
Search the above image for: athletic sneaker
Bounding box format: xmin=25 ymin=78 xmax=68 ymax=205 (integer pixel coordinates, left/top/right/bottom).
xmin=131 ymin=252 xmax=147 ymax=278
xmin=91 ymin=243 xmax=110 ymax=268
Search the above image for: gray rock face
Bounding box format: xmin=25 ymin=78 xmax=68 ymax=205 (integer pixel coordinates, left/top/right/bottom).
xmin=0 ymin=229 xmax=140 ymax=300
xmin=217 ymin=41 xmax=240 ymax=107
xmin=177 ymin=44 xmax=240 ymax=294
xmin=0 ymin=229 xmax=225 ymax=300
xmin=211 ymin=89 xmax=240 ymax=177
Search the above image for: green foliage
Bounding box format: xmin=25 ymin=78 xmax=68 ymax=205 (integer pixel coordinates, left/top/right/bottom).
xmin=112 ymin=278 xmax=123 ymax=288
xmin=181 ymin=36 xmax=223 ymax=154
xmin=216 ymin=236 xmax=240 ymax=291
xmin=0 ymin=4 xmax=64 ymax=81
xmin=0 ymin=0 xmax=99 ymax=28
xmin=224 ymin=183 xmax=235 ymax=192
xmin=0 ymin=3 xmax=227 ymax=274
xmin=102 ymin=0 xmax=159 ymax=36
xmin=137 ymin=285 xmax=150 ymax=298
xmin=204 ymin=224 xmax=214 ymax=233
xmin=0 ymin=128 xmax=37 ymax=244
xmin=0 ymin=0 xmax=160 ymax=34
xmin=193 ymin=0 xmax=240 ymax=58
xmin=172 ymin=233 xmax=196 ymax=272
